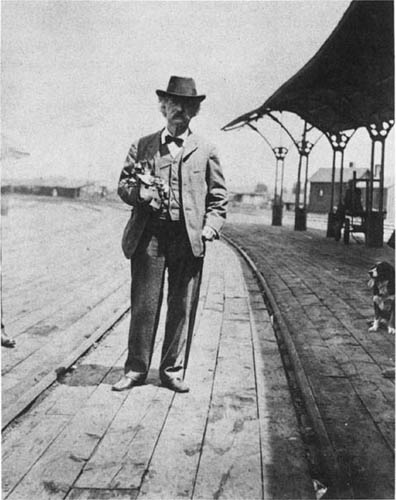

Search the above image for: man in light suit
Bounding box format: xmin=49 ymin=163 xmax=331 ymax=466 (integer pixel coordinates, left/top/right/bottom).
xmin=113 ymin=76 xmax=227 ymax=393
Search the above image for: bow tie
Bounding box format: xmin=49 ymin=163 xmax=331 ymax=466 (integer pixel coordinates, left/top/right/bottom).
xmin=165 ymin=135 xmax=184 ymax=147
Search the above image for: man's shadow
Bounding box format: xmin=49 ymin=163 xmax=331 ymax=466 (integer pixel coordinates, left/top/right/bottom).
xmin=57 ymin=363 xmax=162 ymax=388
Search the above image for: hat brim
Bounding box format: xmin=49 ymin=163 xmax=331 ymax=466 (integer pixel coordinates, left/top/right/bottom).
xmin=156 ymin=89 xmax=206 ymax=102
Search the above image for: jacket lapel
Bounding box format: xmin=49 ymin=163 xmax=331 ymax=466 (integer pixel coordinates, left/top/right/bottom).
xmin=146 ymin=130 xmax=162 ymax=160
xmin=142 ymin=130 xmax=163 ymax=175
xmin=182 ymin=134 xmax=199 ymax=162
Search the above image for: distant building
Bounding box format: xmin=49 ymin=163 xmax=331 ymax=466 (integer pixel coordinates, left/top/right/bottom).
xmin=308 ymin=168 xmax=390 ymax=214
xmin=1 ymin=177 xmax=89 ymax=198
xmin=229 ymin=189 xmax=296 ymax=211
xmin=230 ymin=191 xmax=269 ymax=208
xmin=80 ymin=182 xmax=109 ymax=199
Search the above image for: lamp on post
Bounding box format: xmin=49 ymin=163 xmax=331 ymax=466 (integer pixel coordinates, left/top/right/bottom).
xmin=272 ymin=146 xmax=288 ymax=225
xmin=247 ymin=123 xmax=289 ymax=226
xmin=294 ymin=123 xmax=314 ymax=231
xmin=263 ymin=113 xmax=322 ymax=232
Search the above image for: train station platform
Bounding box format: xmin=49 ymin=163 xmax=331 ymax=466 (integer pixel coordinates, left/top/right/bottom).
xmin=2 ymin=197 xmax=394 ymax=499
xmin=2 ymin=197 xmax=314 ymax=500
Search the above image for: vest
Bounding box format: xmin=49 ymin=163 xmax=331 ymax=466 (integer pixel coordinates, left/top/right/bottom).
xmin=157 ymin=142 xmax=183 ymax=221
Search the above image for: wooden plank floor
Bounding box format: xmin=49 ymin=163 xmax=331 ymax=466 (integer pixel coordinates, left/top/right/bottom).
xmin=2 ymin=196 xmax=131 ymax=426
xmin=224 ymin=222 xmax=395 ymax=499
xmin=2 ymin=207 xmax=314 ymax=500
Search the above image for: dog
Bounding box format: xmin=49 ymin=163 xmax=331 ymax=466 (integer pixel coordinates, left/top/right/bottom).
xmin=368 ymin=261 xmax=395 ymax=334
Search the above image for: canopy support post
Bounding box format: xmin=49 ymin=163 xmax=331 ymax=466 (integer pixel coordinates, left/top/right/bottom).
xmin=326 ymin=149 xmax=338 ymax=237
xmin=365 ymin=120 xmax=394 ymax=247
xmin=325 ymin=131 xmax=355 ymax=237
xmin=303 ymin=154 xmax=311 ymax=209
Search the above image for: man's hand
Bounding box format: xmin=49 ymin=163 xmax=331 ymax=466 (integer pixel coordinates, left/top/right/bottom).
xmin=202 ymin=225 xmax=217 ymax=241
xmin=139 ymin=182 xmax=157 ymax=202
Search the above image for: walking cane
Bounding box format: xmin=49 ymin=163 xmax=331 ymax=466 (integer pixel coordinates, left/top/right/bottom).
xmin=183 ymin=269 xmax=203 ymax=379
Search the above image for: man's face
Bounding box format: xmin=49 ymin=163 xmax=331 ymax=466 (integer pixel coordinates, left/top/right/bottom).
xmin=163 ymin=96 xmax=197 ymax=130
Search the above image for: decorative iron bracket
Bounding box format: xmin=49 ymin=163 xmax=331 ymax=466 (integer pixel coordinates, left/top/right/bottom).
xmin=326 ymin=130 xmax=355 ymax=151
xmin=297 ymin=140 xmax=313 ymax=157
xmin=273 ymin=146 xmax=288 ymax=160
xmin=366 ymin=119 xmax=394 ymax=143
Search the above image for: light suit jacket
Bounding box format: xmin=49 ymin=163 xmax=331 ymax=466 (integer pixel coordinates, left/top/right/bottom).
xmin=118 ymin=129 xmax=228 ymax=259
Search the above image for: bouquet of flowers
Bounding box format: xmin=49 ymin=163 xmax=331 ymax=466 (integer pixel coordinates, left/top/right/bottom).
xmin=134 ymin=161 xmax=169 ymax=211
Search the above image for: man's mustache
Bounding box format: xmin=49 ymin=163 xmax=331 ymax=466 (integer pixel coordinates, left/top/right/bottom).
xmin=172 ymin=112 xmax=188 ymax=119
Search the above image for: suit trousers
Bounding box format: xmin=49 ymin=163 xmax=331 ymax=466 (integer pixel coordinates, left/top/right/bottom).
xmin=125 ymin=218 xmax=203 ymax=380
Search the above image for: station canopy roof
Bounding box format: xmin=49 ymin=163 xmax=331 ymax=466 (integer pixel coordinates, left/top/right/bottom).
xmin=223 ymin=0 xmax=394 ymax=134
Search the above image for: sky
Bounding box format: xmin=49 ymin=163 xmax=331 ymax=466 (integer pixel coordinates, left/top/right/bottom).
xmin=2 ymin=0 xmax=394 ymax=192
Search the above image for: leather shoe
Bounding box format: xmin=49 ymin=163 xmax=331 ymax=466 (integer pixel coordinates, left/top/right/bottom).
xmin=112 ymin=373 xmax=145 ymax=391
xmin=161 ymin=377 xmax=190 ymax=393
xmin=1 ymin=332 xmax=16 ymax=348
